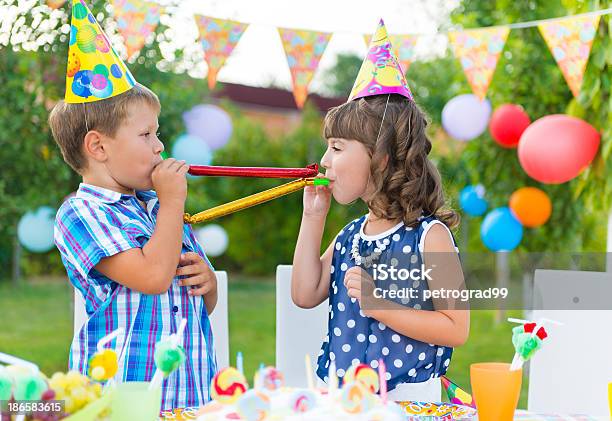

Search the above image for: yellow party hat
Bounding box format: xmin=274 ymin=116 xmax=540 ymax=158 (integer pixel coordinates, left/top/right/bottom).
xmin=348 ymin=19 xmax=413 ymax=102
xmin=65 ymin=0 xmax=135 ymax=103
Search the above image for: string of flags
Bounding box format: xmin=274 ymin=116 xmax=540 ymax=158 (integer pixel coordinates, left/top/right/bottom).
xmin=45 ymin=0 xmax=611 ymax=107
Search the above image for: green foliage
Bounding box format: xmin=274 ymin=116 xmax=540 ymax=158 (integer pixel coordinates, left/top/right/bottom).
xmin=320 ymin=53 xmax=363 ymax=98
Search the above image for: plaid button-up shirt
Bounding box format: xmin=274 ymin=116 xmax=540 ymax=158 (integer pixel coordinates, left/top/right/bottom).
xmin=54 ymin=183 xmax=217 ymax=410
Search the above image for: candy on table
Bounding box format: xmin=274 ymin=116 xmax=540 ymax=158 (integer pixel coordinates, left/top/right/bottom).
xmin=367 ymin=403 xmax=409 ymax=421
xmin=48 ymin=370 xmax=103 ymax=414
xmin=210 ymin=367 xmax=249 ymax=404
xmin=150 ymin=319 xmax=188 ymax=390
xmin=184 ymin=178 xmax=330 ymax=224
xmin=340 ymin=381 xmax=375 ymax=414
xmin=508 ymin=317 xmax=562 ymax=371
xmin=0 ymin=366 xmax=12 ymax=401
xmin=289 ymin=389 xmax=317 ymax=413
xmin=87 ymin=327 xmax=124 ymax=382
xmin=343 ymin=363 xmax=379 ymax=393
xmin=236 ymin=389 xmax=271 ymax=421
xmin=253 ymin=366 xmax=284 ymax=392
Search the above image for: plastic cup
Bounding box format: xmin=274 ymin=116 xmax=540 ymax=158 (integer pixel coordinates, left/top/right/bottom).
xmin=470 ymin=362 xmax=522 ymax=421
xmin=111 ymin=382 xmax=161 ymax=421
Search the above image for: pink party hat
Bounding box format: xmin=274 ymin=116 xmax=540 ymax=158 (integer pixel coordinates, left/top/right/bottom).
xmin=348 ymin=19 xmax=413 ymax=102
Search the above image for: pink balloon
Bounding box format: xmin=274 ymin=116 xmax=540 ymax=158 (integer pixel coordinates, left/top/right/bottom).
xmin=489 ymin=104 xmax=530 ymax=148
xmin=518 ymin=114 xmax=600 ymax=184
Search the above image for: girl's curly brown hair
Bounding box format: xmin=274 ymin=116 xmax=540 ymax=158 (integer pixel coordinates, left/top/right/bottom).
xmin=323 ymin=93 xmax=459 ymax=229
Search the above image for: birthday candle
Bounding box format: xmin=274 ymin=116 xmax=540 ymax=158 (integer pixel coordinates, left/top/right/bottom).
xmin=237 ymin=352 xmax=244 ymax=375
xmin=378 ymin=359 xmax=387 ymax=405
xmin=305 ymin=354 xmax=314 ymax=390
xmin=184 ymin=178 xmax=330 ymax=224
xmin=328 ymin=361 xmax=338 ymax=395
xmin=188 ymin=163 xmax=319 ymax=178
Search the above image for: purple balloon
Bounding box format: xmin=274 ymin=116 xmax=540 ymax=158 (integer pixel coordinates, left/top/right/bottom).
xmin=182 ymin=104 xmax=233 ymax=151
xmin=442 ymin=94 xmax=491 ymax=141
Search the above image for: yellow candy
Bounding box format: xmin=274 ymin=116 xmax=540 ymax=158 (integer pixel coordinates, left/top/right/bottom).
xmin=340 ymin=382 xmax=375 ymax=414
xmin=88 ymin=349 xmax=118 ymax=381
xmin=210 ymin=367 xmax=248 ymax=405
xmin=343 ymin=364 xmax=379 ymax=394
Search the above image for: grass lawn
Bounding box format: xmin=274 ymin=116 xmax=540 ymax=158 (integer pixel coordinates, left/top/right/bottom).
xmin=0 ymin=277 xmax=528 ymax=407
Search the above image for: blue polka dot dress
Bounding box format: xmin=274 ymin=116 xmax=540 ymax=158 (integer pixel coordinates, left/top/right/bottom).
xmin=316 ymin=214 xmax=456 ymax=391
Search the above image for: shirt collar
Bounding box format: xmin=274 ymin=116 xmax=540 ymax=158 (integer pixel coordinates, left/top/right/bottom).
xmin=76 ymin=183 xmax=157 ymax=204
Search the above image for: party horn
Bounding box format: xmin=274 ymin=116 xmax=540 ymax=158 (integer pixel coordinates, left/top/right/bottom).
xmin=188 ymin=163 xmax=319 ymax=178
xmin=184 ymin=178 xmax=330 ymax=224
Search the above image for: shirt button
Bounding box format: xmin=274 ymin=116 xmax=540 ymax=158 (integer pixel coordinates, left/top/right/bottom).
xmin=172 ymin=306 xmax=179 ymax=313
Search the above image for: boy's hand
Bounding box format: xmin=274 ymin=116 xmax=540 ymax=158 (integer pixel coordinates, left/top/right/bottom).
xmin=152 ymin=158 xmax=189 ymax=207
xmin=303 ymin=174 xmax=332 ymax=219
xmin=176 ymin=252 xmax=217 ymax=296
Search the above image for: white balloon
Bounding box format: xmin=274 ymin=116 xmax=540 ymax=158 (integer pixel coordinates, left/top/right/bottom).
xmin=442 ymin=94 xmax=492 ymax=141
xmin=195 ymin=224 xmax=229 ymax=257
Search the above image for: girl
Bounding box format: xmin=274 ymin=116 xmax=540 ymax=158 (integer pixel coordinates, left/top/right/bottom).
xmin=291 ymin=92 xmax=469 ymax=402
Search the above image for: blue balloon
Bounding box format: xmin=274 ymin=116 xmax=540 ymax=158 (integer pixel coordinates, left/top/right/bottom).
xmin=171 ymin=133 xmax=212 ymax=166
xmin=459 ymin=185 xmax=488 ymax=216
xmin=182 ymin=104 xmax=233 ymax=151
xmin=480 ymin=207 xmax=523 ymax=252
xmin=17 ymin=206 xmax=56 ymax=253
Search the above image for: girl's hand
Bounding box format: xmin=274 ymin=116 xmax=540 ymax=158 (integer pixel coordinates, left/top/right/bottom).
xmin=303 ymin=174 xmax=332 ymax=219
xmin=344 ymin=266 xmax=376 ymax=316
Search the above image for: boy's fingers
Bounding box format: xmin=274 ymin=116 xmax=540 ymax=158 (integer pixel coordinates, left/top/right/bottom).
xmin=179 ymin=252 xmax=201 ymax=264
xmin=189 ymin=283 xmax=213 ymax=296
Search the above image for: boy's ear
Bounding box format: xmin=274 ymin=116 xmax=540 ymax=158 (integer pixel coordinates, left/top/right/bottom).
xmin=83 ymin=130 xmax=108 ymax=162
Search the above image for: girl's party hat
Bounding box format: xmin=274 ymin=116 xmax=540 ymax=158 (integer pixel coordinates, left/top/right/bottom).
xmin=348 ymin=19 xmax=413 ymax=102
xmin=441 ymin=375 xmax=476 ymax=408
xmin=65 ymin=0 xmax=136 ymax=103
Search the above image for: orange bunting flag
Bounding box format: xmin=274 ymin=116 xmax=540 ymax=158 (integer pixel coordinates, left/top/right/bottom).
xmin=194 ymin=15 xmax=249 ymax=90
xmin=448 ymin=27 xmax=509 ymax=100
xmin=278 ymin=28 xmax=332 ymax=108
xmin=112 ymin=0 xmax=163 ymax=60
xmin=538 ymin=14 xmax=600 ymax=98
xmin=47 ymin=0 xmax=67 ymax=9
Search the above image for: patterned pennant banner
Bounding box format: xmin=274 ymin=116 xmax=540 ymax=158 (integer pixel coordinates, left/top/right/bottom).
xmin=389 ymin=34 xmax=418 ymax=72
xmin=112 ymin=0 xmax=163 ymax=60
xmin=448 ymin=26 xmax=510 ymax=100
xmin=538 ymin=14 xmax=600 ymax=98
xmin=47 ymin=0 xmax=67 ymax=9
xmin=194 ymin=15 xmax=248 ymax=90
xmin=278 ymin=28 xmax=331 ymax=108
xmin=363 ymin=34 xmax=418 ymax=74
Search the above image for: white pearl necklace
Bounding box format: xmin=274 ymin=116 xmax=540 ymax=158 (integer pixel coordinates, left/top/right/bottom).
xmin=350 ymin=232 xmax=390 ymax=268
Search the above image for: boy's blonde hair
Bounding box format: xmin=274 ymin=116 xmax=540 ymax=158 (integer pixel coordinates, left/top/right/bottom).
xmin=324 ymin=94 xmax=459 ymax=229
xmin=48 ymin=83 xmax=160 ymax=174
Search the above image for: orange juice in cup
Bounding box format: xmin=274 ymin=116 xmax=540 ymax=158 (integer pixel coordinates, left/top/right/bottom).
xmin=470 ymin=362 xmax=522 ymax=421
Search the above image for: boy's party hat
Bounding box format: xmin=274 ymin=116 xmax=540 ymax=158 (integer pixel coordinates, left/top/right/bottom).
xmin=441 ymin=375 xmax=476 ymax=408
xmin=348 ymin=19 xmax=413 ymax=102
xmin=65 ymin=0 xmax=136 ymax=103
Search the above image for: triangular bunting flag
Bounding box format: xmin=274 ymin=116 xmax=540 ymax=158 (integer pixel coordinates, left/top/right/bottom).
xmin=389 ymin=34 xmax=418 ymax=72
xmin=448 ymin=26 xmax=509 ymax=100
xmin=65 ymin=0 xmax=136 ymax=103
xmin=194 ymin=15 xmax=248 ymax=90
xmin=538 ymin=14 xmax=600 ymax=98
xmin=363 ymin=34 xmax=372 ymax=48
xmin=350 ymin=19 xmax=413 ymax=102
xmin=441 ymin=375 xmax=476 ymax=408
xmin=278 ymin=28 xmax=331 ymax=108
xmin=112 ymin=0 xmax=163 ymax=60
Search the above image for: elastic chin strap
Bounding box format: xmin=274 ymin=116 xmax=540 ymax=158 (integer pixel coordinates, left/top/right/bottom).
xmin=374 ymin=94 xmax=391 ymax=144
xmin=82 ymin=102 xmax=89 ymax=132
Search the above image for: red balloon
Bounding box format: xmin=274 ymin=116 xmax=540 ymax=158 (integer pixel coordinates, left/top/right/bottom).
xmin=518 ymin=115 xmax=600 ymax=184
xmin=489 ymin=104 xmax=531 ymax=148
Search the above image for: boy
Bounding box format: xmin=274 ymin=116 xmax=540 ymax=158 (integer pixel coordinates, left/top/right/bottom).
xmin=50 ymin=0 xmax=217 ymax=410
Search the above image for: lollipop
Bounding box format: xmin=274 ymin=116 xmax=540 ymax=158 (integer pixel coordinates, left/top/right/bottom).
xmin=289 ymin=389 xmax=317 ymax=413
xmin=12 ymin=370 xmax=47 ymax=401
xmin=254 ymin=366 xmax=284 ymax=391
xmin=211 ymin=367 xmax=248 ymax=404
xmin=343 ymin=363 xmax=379 ymax=393
xmin=340 ymin=381 xmax=375 ymax=414
xmin=88 ymin=327 xmax=124 ymax=382
xmin=236 ymin=389 xmax=271 ymax=421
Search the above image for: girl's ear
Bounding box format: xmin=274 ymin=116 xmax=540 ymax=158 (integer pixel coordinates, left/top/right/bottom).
xmin=83 ymin=130 xmax=108 ymax=163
